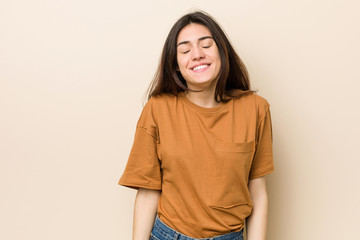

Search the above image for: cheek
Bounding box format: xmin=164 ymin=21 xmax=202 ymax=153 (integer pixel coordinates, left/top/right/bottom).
xmin=214 ymin=52 xmax=221 ymax=70
xmin=177 ymin=57 xmax=187 ymax=71
xmin=214 ymin=49 xmax=221 ymax=63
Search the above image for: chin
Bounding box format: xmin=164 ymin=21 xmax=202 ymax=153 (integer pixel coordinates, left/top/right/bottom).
xmin=188 ymin=80 xmax=214 ymax=88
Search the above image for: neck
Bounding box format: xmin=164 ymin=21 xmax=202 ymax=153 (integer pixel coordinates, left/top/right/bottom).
xmin=184 ymin=87 xmax=221 ymax=108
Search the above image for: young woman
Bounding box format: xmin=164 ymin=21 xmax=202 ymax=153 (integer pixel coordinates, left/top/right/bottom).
xmin=118 ymin=11 xmax=274 ymax=240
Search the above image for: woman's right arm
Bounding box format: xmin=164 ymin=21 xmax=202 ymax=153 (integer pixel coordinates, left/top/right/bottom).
xmin=133 ymin=187 xmax=161 ymax=240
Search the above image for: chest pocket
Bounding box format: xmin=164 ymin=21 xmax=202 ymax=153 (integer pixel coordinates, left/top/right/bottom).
xmin=210 ymin=140 xmax=255 ymax=208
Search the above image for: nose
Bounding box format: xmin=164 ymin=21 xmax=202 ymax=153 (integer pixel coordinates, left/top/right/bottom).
xmin=191 ymin=46 xmax=205 ymax=60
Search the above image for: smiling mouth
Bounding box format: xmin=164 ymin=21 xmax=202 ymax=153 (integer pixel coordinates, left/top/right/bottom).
xmin=192 ymin=64 xmax=210 ymax=72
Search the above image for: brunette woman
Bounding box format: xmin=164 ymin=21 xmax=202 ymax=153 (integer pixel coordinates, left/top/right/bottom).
xmin=118 ymin=11 xmax=274 ymax=240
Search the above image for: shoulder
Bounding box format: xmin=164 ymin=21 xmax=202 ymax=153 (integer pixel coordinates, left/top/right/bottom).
xmin=147 ymin=92 xmax=178 ymax=108
xmin=141 ymin=93 xmax=177 ymax=124
xmin=253 ymin=93 xmax=271 ymax=121
xmin=233 ymin=92 xmax=271 ymax=119
xmin=253 ymin=93 xmax=270 ymax=108
xmin=233 ymin=92 xmax=270 ymax=107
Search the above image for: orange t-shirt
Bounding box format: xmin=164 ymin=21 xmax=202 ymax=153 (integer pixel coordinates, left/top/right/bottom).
xmin=118 ymin=91 xmax=274 ymax=238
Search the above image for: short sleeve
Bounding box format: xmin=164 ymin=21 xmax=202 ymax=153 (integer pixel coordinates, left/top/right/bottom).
xmin=249 ymin=103 xmax=274 ymax=180
xmin=118 ymin=98 xmax=162 ymax=190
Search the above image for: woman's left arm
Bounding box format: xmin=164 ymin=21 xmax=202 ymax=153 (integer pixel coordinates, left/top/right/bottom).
xmin=246 ymin=176 xmax=269 ymax=240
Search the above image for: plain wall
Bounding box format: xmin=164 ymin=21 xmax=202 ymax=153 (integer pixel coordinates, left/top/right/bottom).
xmin=1 ymin=0 xmax=359 ymax=239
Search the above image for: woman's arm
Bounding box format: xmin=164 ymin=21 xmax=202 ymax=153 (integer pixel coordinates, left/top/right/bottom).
xmin=246 ymin=176 xmax=269 ymax=240
xmin=133 ymin=188 xmax=161 ymax=240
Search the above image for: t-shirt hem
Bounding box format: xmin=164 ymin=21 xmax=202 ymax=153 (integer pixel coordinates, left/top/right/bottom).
xmin=249 ymin=167 xmax=274 ymax=180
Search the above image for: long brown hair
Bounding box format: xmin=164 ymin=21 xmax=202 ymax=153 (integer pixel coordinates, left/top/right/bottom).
xmin=145 ymin=11 xmax=256 ymax=103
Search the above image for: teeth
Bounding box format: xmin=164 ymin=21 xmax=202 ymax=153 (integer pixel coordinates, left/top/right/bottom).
xmin=193 ymin=65 xmax=208 ymax=71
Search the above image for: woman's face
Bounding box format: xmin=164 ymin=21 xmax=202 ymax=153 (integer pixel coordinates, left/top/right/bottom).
xmin=176 ymin=23 xmax=221 ymax=91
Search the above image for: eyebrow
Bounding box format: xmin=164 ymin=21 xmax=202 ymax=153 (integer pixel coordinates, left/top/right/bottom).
xmin=177 ymin=36 xmax=213 ymax=47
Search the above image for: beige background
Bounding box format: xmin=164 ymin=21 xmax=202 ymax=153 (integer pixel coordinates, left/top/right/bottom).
xmin=1 ymin=0 xmax=359 ymax=239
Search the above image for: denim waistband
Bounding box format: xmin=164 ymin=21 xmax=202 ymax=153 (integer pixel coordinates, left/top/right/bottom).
xmin=152 ymin=214 xmax=243 ymax=240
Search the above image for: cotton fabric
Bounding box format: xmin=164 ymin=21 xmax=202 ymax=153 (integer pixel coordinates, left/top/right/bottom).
xmin=118 ymin=91 xmax=274 ymax=238
xmin=151 ymin=214 xmax=244 ymax=240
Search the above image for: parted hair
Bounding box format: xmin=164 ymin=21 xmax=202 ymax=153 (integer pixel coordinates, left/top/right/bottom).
xmin=146 ymin=11 xmax=256 ymax=103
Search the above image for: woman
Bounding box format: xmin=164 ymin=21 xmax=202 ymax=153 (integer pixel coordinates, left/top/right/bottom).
xmin=118 ymin=11 xmax=274 ymax=240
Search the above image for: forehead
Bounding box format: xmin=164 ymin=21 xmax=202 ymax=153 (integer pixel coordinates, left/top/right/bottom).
xmin=177 ymin=23 xmax=212 ymax=43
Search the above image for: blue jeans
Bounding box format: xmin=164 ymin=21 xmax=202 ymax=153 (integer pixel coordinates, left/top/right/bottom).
xmin=150 ymin=214 xmax=244 ymax=240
